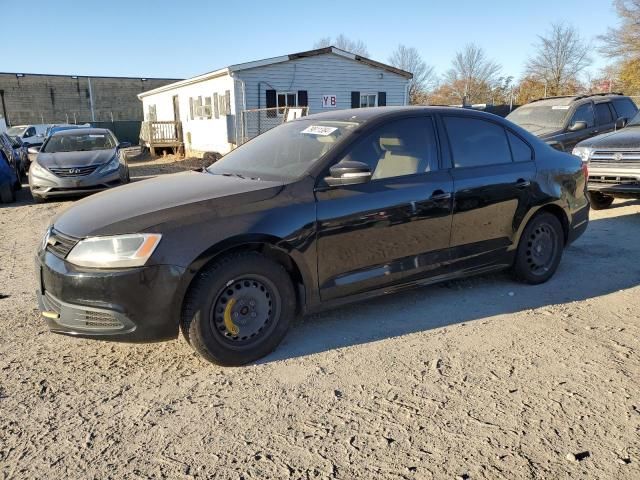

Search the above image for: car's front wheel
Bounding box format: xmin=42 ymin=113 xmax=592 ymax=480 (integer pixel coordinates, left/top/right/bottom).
xmin=181 ymin=252 xmax=296 ymax=366
xmin=588 ymin=191 xmax=615 ymax=210
xmin=513 ymin=212 xmax=564 ymax=284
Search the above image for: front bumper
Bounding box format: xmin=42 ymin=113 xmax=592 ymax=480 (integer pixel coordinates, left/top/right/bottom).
xmin=29 ymin=168 xmax=124 ymax=198
xmin=36 ymin=249 xmax=186 ymax=342
xmin=588 ymin=166 xmax=640 ymax=195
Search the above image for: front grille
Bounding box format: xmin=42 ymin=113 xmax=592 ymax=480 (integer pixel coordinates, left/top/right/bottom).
xmin=46 ymin=229 xmax=79 ymax=259
xmin=48 ymin=165 xmax=100 ymax=177
xmin=590 ymin=150 xmax=640 ymax=169
xmin=42 ymin=292 xmax=125 ymax=331
xmin=589 ymin=175 xmax=639 ymax=184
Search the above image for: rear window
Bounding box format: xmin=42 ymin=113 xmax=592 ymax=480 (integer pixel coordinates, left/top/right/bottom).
xmin=612 ymin=98 xmax=638 ymax=120
xmin=444 ymin=116 xmax=512 ymax=168
xmin=595 ymin=103 xmax=614 ymax=125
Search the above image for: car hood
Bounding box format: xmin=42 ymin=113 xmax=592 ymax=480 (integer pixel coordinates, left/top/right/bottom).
xmin=37 ymin=149 xmax=115 ymax=168
xmin=53 ymin=171 xmax=283 ymax=237
xmin=577 ymin=126 xmax=640 ymax=149
xmin=520 ymin=125 xmax=562 ymax=138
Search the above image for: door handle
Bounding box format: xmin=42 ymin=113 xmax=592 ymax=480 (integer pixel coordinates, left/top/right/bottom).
xmin=515 ymin=179 xmax=531 ymax=188
xmin=430 ymin=190 xmax=452 ymax=201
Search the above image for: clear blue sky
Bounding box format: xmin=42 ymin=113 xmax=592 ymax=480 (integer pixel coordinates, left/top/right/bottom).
xmin=3 ymin=0 xmax=619 ymax=81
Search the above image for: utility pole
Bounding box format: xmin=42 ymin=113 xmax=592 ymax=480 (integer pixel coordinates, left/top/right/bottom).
xmin=87 ymin=77 xmax=96 ymax=123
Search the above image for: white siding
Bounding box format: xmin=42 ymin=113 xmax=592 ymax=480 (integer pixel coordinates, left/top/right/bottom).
xmin=235 ymin=53 xmax=409 ymax=112
xmin=141 ymin=74 xmax=236 ymax=154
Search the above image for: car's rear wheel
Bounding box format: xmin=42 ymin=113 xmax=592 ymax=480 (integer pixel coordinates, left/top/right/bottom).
xmin=0 ymin=183 xmax=16 ymax=203
xmin=181 ymin=252 xmax=296 ymax=366
xmin=588 ymin=191 xmax=614 ymax=210
xmin=513 ymin=212 xmax=564 ymax=284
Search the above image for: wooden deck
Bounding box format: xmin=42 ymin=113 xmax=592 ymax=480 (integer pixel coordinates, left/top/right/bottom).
xmin=140 ymin=121 xmax=183 ymax=155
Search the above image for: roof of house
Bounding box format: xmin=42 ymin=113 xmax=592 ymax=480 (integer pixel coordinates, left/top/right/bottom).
xmin=138 ymin=47 xmax=413 ymax=99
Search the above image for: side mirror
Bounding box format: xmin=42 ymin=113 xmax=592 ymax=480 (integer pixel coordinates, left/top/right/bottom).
xmin=615 ymin=117 xmax=628 ymax=130
xmin=568 ymin=121 xmax=587 ymax=132
xmin=325 ymin=160 xmax=372 ymax=187
xmin=27 ymin=146 xmax=41 ymax=154
xmin=118 ymin=141 xmax=132 ymax=149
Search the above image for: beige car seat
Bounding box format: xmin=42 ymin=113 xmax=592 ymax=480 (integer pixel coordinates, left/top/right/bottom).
xmin=372 ymin=136 xmax=420 ymax=180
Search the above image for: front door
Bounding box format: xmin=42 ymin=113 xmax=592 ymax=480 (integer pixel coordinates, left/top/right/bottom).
xmin=563 ymin=102 xmax=597 ymax=151
xmin=172 ymin=95 xmax=181 ymax=140
xmin=315 ymin=116 xmax=454 ymax=301
xmin=441 ymin=115 xmax=537 ymax=272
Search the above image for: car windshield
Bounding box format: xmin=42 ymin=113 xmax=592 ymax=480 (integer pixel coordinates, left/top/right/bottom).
xmin=42 ymin=132 xmax=116 ymax=153
xmin=207 ymin=119 xmax=359 ymax=181
xmin=7 ymin=126 xmax=27 ymax=136
xmin=507 ymin=105 xmax=569 ymax=130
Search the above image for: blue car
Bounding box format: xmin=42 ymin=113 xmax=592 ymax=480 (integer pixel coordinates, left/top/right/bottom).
xmin=0 ymin=148 xmax=18 ymax=203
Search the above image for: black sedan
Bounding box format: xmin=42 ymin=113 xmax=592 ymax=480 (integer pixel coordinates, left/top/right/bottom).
xmin=36 ymin=107 xmax=589 ymax=365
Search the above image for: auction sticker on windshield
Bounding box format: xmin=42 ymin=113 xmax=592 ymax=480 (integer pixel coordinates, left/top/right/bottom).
xmin=301 ymin=125 xmax=338 ymax=136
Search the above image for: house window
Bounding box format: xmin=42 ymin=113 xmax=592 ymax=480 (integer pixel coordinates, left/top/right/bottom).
xmin=277 ymin=92 xmax=297 ymax=115
xmin=147 ymin=104 xmax=157 ymax=121
xmin=203 ymin=97 xmax=212 ymax=119
xmin=360 ymin=93 xmax=377 ymax=108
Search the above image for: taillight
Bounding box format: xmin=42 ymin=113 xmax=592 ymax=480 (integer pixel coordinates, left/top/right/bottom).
xmin=581 ymin=162 xmax=589 ymax=179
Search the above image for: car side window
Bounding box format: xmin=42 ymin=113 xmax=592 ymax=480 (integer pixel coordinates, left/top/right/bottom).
xmin=25 ymin=127 xmax=36 ymax=138
xmin=612 ymin=98 xmax=638 ymax=120
xmin=339 ymin=117 xmax=438 ymax=180
xmin=570 ymin=104 xmax=595 ymax=128
xmin=443 ymin=116 xmax=512 ymax=168
xmin=507 ymin=131 xmax=533 ymax=162
xmin=595 ymin=103 xmax=614 ymax=125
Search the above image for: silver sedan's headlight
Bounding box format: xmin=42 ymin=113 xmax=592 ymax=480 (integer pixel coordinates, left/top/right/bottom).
xmin=100 ymin=155 xmax=121 ymax=174
xmin=30 ymin=161 xmax=51 ymax=178
xmin=572 ymin=146 xmax=593 ymax=163
xmin=66 ymin=233 xmax=161 ymax=268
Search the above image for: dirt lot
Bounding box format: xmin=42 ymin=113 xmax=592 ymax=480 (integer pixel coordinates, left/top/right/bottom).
xmin=1 ymin=161 xmax=639 ymax=479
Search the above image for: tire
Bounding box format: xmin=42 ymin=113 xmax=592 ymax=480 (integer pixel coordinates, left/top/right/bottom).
xmin=513 ymin=212 xmax=564 ymax=285
xmin=588 ymin=191 xmax=614 ymax=210
xmin=181 ymin=251 xmax=297 ymax=366
xmin=0 ymin=183 xmax=16 ymax=203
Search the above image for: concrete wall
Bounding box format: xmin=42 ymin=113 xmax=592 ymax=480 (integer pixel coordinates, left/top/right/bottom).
xmin=0 ymin=73 xmax=179 ymax=126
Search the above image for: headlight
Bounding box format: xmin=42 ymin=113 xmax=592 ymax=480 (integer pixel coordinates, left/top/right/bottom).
xmin=66 ymin=233 xmax=161 ymax=268
xmin=100 ymin=155 xmax=121 ymax=174
xmin=572 ymin=146 xmax=593 ymax=163
xmin=30 ymin=161 xmax=51 ymax=178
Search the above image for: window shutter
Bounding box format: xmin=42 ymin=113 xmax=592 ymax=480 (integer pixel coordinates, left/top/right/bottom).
xmin=351 ymin=91 xmax=360 ymax=108
xmin=189 ymin=98 xmax=194 ymax=120
xmin=213 ymin=93 xmax=219 ymax=119
xmin=225 ymin=90 xmax=231 ymax=115
xmin=378 ymin=92 xmax=386 ymax=107
xmin=298 ymin=90 xmax=308 ymax=107
xmin=266 ymin=89 xmax=277 ymax=118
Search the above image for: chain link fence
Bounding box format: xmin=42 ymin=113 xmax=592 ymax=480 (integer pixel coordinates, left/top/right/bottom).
xmin=239 ymin=107 xmax=309 ymax=145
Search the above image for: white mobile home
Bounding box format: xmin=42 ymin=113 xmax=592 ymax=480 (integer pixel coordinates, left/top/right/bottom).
xmin=137 ymin=47 xmax=412 ymax=156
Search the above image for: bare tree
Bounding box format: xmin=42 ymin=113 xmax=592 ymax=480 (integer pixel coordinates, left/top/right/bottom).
xmin=599 ymin=0 xmax=640 ymax=58
xmin=525 ymin=23 xmax=592 ymax=96
xmin=443 ymin=43 xmax=502 ymax=104
xmin=388 ymin=45 xmax=437 ymax=103
xmin=313 ymin=34 xmax=369 ymax=56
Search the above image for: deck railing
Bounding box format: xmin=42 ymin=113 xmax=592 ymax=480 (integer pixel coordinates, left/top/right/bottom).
xmin=140 ymin=121 xmax=183 ymax=145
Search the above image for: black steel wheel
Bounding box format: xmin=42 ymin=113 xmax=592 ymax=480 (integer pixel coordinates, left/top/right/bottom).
xmin=513 ymin=212 xmax=564 ymax=284
xmin=181 ymin=251 xmax=296 ymax=366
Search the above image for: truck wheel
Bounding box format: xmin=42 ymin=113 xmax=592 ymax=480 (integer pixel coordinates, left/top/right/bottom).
xmin=181 ymin=252 xmax=296 ymax=366
xmin=588 ymin=192 xmax=614 ymax=210
xmin=513 ymin=212 xmax=564 ymax=285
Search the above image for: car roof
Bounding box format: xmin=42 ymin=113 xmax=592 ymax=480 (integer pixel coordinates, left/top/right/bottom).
xmin=49 ymin=128 xmax=112 ymax=137
xmin=300 ymin=105 xmax=502 ymax=123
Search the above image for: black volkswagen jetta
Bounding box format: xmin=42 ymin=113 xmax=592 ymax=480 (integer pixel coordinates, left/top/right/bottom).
xmin=37 ymin=107 xmax=589 ymax=365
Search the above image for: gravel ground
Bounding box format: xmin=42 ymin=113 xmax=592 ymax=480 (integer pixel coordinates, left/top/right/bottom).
xmin=0 ymin=169 xmax=639 ymax=479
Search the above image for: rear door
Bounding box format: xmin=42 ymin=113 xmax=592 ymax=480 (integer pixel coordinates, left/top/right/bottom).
xmin=594 ymin=102 xmax=616 ymax=135
xmin=314 ymin=115 xmax=454 ymax=301
xmin=442 ymin=115 xmax=537 ymax=273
